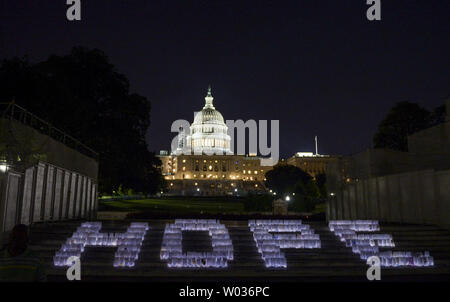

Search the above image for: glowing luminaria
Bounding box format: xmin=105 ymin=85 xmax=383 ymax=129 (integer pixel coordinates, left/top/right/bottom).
xmin=249 ymin=220 xmax=321 ymax=268
xmin=160 ymin=219 xmax=233 ymax=268
xmin=328 ymin=220 xmax=434 ymax=267
xmin=53 ymin=222 xmax=149 ymax=268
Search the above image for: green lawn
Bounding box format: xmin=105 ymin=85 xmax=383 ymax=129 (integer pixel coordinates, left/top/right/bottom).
xmin=99 ymin=197 xmax=327 ymax=216
xmin=99 ymin=198 xmax=245 ymax=214
xmin=313 ymin=203 xmax=326 ymax=214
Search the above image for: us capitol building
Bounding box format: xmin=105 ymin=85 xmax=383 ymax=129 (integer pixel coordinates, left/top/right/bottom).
xmin=157 ymin=87 xmax=338 ymax=196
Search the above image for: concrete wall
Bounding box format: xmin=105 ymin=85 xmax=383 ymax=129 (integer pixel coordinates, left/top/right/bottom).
xmin=327 ymin=169 xmax=450 ymax=230
xmin=435 ymin=170 xmax=450 ymax=229
xmin=0 ymin=172 xmax=21 ymax=239
xmin=406 ymin=100 xmax=450 ymax=171
xmin=407 ymin=121 xmax=450 ymax=171
xmin=345 ymin=148 xmax=416 ymax=179
xmin=0 ymin=118 xmax=98 ymax=179
xmin=0 ymin=162 xmax=98 ymax=241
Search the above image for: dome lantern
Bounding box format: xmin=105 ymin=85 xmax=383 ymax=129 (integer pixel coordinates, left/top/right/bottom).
xmin=203 ymin=85 xmax=215 ymax=109
xmin=181 ymin=86 xmax=232 ymax=155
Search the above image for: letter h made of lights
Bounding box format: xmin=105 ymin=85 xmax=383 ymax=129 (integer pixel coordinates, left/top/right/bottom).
xmin=54 ymin=222 xmax=149 ymax=268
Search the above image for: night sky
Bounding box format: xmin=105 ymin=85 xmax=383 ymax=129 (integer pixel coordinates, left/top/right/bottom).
xmin=1 ymin=0 xmax=449 ymax=158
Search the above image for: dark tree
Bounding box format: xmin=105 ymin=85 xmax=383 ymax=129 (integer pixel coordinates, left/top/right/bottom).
xmin=373 ymin=101 xmax=431 ymax=152
xmin=0 ymin=47 xmax=163 ymax=194
xmin=429 ymin=105 xmax=446 ymax=127
xmin=315 ymin=173 xmax=327 ymax=198
xmin=265 ymin=165 xmax=328 ymax=212
xmin=264 ymin=164 xmax=312 ymax=195
xmin=290 ymin=179 xmax=321 ymax=212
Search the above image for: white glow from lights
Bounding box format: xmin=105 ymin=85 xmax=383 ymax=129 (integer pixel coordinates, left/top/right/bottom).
xmin=53 ymin=222 xmax=149 ymax=268
xmin=0 ymin=164 xmax=7 ymax=173
xmin=249 ymin=220 xmax=321 ymax=268
xmin=328 ymin=220 xmax=434 ymax=267
xmin=295 ymin=152 xmax=314 ymax=157
xmin=285 ymin=196 xmax=290 ymax=201
xmin=160 ymin=219 xmax=233 ymax=268
xmin=51 ymin=220 xmax=435 ymax=270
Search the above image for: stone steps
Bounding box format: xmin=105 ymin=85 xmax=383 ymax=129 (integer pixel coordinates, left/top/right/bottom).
xmin=27 ymin=219 xmax=450 ymax=281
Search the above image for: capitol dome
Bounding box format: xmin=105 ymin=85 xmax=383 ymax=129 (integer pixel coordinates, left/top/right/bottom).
xmin=182 ymin=86 xmax=232 ymax=155
xmin=193 ymin=107 xmax=225 ymax=125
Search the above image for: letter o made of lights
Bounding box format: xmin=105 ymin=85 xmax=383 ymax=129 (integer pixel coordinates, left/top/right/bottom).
xmin=160 ymin=219 xmax=234 ymax=268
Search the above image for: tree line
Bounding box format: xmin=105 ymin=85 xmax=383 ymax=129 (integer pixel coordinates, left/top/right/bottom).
xmin=263 ymin=165 xmax=326 ymax=213
xmin=373 ymin=101 xmax=446 ymax=152
xmin=0 ymin=47 xmax=164 ymax=195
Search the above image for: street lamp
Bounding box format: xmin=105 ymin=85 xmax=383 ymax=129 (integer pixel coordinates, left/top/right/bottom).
xmin=0 ymin=164 xmax=8 ymax=173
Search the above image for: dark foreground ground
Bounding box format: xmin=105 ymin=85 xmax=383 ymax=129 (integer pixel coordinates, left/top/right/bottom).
xmin=28 ymin=220 xmax=450 ymax=282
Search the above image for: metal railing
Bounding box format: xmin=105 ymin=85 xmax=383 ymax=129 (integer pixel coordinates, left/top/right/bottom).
xmin=1 ymin=102 xmax=99 ymax=160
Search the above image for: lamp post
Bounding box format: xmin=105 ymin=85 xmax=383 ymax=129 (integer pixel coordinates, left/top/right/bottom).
xmin=0 ymin=163 xmax=7 ymax=173
xmin=0 ymin=159 xmax=11 ymax=173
